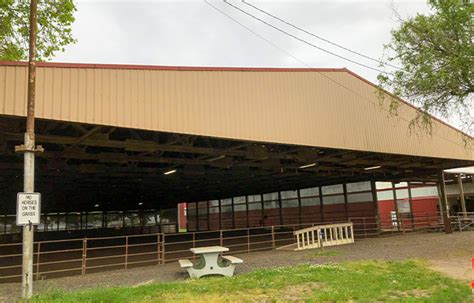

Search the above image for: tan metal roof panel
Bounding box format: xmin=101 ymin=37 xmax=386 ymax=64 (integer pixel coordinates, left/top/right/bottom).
xmin=0 ymin=61 xmax=472 ymax=161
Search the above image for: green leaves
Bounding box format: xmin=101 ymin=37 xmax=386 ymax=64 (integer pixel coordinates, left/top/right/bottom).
xmin=0 ymin=0 xmax=77 ymax=61
xmin=379 ymin=0 xmax=473 ymax=134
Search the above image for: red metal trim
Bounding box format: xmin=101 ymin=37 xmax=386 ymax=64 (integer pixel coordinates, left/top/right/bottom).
xmin=0 ymin=60 xmax=344 ymax=73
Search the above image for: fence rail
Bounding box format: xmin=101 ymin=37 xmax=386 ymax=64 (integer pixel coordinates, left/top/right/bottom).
xmin=455 ymin=212 xmax=474 ymax=231
xmin=0 ymin=212 xmax=463 ymax=284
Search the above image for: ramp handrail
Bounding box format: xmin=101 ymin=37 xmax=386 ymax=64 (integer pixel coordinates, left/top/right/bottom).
xmin=294 ymin=222 xmax=354 ymax=250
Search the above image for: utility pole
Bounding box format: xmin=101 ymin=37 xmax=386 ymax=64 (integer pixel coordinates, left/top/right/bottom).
xmin=14 ymin=0 xmax=43 ymax=299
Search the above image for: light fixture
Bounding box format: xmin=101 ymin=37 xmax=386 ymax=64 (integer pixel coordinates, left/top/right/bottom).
xmin=138 ymin=202 xmax=143 ymax=206
xmin=364 ymin=165 xmax=382 ymax=171
xmin=299 ymin=163 xmax=317 ymax=169
xmin=94 ymin=204 xmax=99 ymax=208
xmin=164 ymin=169 xmax=177 ymax=175
xmin=207 ymin=155 xmax=226 ymax=162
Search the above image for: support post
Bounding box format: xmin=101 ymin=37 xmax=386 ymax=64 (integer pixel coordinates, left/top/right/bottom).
xmin=297 ymin=190 xmax=302 ymax=225
xmin=392 ymin=182 xmax=400 ymax=231
xmin=319 ymin=186 xmax=324 ymax=223
xmin=185 ymin=206 xmax=189 ymax=232
xmin=278 ymin=191 xmax=283 ymax=226
xmin=196 ymin=202 xmax=200 ymax=231
xmin=245 ymin=196 xmax=249 ymax=228
xmin=218 ymin=199 xmax=222 ymax=230
xmin=457 ymin=174 xmax=467 ymax=220
xmin=231 ymin=197 xmax=235 ymax=229
xmin=207 ymin=200 xmax=210 ymax=231
xmin=370 ymin=180 xmax=380 ymax=234
xmin=438 ymin=171 xmax=452 ymax=234
xmin=343 ymin=183 xmax=349 ymax=221
xmin=407 ymin=182 xmax=415 ymax=231
xmin=436 ymin=184 xmax=444 ymax=224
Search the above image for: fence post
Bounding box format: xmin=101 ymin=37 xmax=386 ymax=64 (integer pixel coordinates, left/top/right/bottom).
xmin=271 ymin=226 xmax=275 ymax=250
xmin=412 ymin=214 xmax=416 ymax=232
xmin=247 ymin=228 xmax=250 ymax=253
xmin=125 ymin=236 xmax=129 ymax=270
xmin=35 ymin=242 xmax=41 ymax=281
xmin=400 ymin=215 xmax=405 ymax=234
xmin=162 ymin=233 xmax=166 ymax=263
xmin=157 ymin=234 xmax=161 ymax=265
xmin=363 ymin=218 xmax=367 ymax=239
xmin=192 ymin=232 xmax=196 ymax=248
xmin=376 ymin=215 xmax=381 ymax=236
xmin=81 ymin=238 xmax=87 ymax=275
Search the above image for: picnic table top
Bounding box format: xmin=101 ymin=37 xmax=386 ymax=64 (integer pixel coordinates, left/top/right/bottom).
xmin=190 ymin=246 xmax=229 ymax=254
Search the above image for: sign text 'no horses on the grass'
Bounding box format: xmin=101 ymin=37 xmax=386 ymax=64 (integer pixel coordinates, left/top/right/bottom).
xmin=16 ymin=192 xmax=41 ymax=225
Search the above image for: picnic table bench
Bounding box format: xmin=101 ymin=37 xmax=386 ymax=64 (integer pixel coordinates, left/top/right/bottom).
xmin=178 ymin=246 xmax=243 ymax=278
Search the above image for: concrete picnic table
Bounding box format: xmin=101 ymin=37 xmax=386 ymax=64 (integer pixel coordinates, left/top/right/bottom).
xmin=178 ymin=246 xmax=243 ymax=278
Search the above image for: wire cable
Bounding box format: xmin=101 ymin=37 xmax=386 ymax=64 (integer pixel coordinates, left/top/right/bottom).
xmin=223 ymin=0 xmax=390 ymax=75
xmin=203 ymin=1 xmax=473 ymax=147
xmin=242 ymin=0 xmax=401 ymax=70
xmin=204 ymin=0 xmax=312 ymax=68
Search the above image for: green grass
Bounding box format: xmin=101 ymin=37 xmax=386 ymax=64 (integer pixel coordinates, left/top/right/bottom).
xmin=31 ymin=260 xmax=472 ymax=303
xmin=309 ymin=249 xmax=341 ymax=257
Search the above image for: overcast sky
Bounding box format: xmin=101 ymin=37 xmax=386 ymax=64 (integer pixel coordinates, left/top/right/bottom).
xmin=53 ymin=1 xmax=474 ymax=132
xmin=55 ymin=0 xmax=431 ymax=83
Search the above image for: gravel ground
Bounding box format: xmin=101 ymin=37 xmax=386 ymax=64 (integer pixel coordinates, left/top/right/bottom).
xmin=0 ymin=231 xmax=472 ymax=302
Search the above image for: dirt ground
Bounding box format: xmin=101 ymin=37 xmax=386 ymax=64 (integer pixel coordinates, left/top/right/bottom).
xmin=0 ymin=231 xmax=472 ymax=302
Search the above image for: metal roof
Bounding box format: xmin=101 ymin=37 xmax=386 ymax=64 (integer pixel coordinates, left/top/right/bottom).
xmin=0 ymin=61 xmax=472 ymax=161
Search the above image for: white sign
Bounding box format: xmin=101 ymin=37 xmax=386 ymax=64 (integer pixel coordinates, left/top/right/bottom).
xmin=16 ymin=193 xmax=41 ymax=225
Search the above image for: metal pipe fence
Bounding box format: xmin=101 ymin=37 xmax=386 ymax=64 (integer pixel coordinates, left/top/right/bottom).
xmin=0 ymin=212 xmax=456 ymax=284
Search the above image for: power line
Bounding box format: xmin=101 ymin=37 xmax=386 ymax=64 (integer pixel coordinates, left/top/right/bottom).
xmin=204 ymin=0 xmax=311 ymax=68
xmin=203 ymin=1 xmax=471 ymax=149
xmin=242 ymin=0 xmax=401 ymax=70
xmin=223 ymin=0 xmax=390 ymax=75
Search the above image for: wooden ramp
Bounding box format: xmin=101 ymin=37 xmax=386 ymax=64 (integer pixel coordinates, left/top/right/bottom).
xmin=294 ymin=223 xmax=354 ymax=251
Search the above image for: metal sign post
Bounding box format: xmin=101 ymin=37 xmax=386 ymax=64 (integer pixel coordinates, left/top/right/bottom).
xmin=13 ymin=0 xmax=43 ymax=299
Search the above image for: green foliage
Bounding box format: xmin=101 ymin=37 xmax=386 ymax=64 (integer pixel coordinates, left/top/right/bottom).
xmin=30 ymin=260 xmax=472 ymax=302
xmin=379 ymin=0 xmax=473 ymax=134
xmin=0 ymin=0 xmax=76 ymax=61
